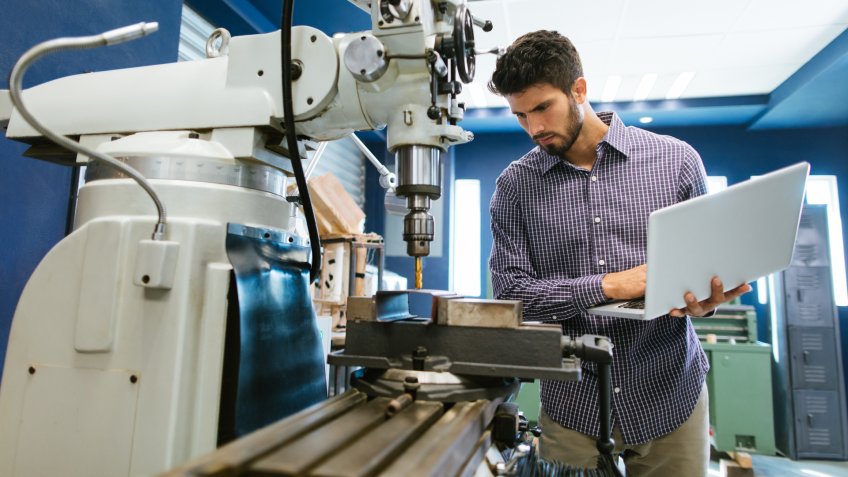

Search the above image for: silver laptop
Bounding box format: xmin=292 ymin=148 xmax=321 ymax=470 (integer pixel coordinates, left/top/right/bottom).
xmin=587 ymin=161 xmax=810 ymax=320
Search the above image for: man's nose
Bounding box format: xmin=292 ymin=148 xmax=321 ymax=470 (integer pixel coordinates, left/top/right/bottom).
xmin=527 ymin=116 xmax=545 ymax=136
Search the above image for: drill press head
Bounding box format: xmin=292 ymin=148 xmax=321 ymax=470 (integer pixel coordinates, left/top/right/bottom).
xmin=394 ymin=144 xmax=441 ymax=257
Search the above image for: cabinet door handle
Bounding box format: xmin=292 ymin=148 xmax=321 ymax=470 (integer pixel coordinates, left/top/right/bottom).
xmin=803 ymin=350 xmax=810 ymax=364
xmin=807 ymin=413 xmax=815 ymax=427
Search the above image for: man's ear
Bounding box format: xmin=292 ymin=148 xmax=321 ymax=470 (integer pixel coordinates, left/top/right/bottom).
xmin=572 ymin=77 xmax=588 ymax=104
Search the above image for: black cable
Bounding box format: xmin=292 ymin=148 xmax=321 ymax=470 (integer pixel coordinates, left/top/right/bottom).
xmin=280 ymin=0 xmax=321 ymax=283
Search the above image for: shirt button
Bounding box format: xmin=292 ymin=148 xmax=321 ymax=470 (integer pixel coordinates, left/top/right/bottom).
xmin=552 ymin=315 xmax=557 ymax=320
xmin=591 ymin=175 xmax=598 ymax=182
xmin=594 ymin=217 xmax=601 ymax=224
xmin=599 ymin=259 xmax=606 ymax=266
xmin=614 ymin=387 xmax=621 ymax=394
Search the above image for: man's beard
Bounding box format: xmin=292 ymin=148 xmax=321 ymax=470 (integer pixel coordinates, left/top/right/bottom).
xmin=534 ymin=97 xmax=584 ymax=157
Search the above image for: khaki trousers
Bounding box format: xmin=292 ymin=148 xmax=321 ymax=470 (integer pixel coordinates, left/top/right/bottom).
xmin=539 ymin=384 xmax=710 ymax=477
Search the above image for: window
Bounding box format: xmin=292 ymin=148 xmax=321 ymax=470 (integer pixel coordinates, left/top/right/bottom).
xmin=805 ymin=175 xmax=847 ymax=306
xmin=450 ymin=180 xmax=481 ymax=296
xmin=706 ymin=176 xmax=727 ymax=195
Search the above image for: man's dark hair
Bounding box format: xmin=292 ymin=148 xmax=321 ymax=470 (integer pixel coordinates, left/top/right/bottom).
xmin=488 ymin=30 xmax=583 ymax=96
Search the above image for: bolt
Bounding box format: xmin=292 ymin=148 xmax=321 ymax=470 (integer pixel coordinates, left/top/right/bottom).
xmin=291 ymin=60 xmax=303 ymax=81
xmin=412 ymin=346 xmax=427 ymax=371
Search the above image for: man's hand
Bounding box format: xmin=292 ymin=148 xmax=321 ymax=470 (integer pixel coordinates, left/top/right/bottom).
xmin=602 ymin=264 xmax=647 ymax=300
xmin=669 ymin=277 xmax=752 ymax=317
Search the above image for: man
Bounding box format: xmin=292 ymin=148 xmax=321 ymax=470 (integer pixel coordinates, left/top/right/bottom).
xmin=487 ymin=31 xmax=751 ymax=476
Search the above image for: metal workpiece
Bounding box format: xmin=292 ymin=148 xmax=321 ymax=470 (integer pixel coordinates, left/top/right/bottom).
xmin=346 ymin=289 xmax=463 ymax=323
xmin=436 ymin=298 xmax=522 ymax=328
xmin=349 ymin=290 xmax=520 ymax=329
xmin=343 ymin=34 xmax=388 ymax=83
xmin=330 ymin=320 xmax=581 ymax=381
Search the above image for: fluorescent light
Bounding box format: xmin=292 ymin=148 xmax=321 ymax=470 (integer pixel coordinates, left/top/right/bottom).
xmin=601 ymin=75 xmax=621 ymax=103
xmin=805 ymin=176 xmax=848 ymax=306
xmin=638 ymin=116 xmax=653 ymax=124
xmin=634 ymin=73 xmax=657 ymax=101
xmin=666 ymin=72 xmax=695 ymax=100
xmin=757 ymin=277 xmax=768 ymax=304
xmin=706 ymin=176 xmax=727 ymax=195
xmin=770 ymin=274 xmax=779 ymax=362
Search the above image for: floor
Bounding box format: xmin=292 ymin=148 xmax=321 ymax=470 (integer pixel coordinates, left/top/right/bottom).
xmin=707 ymin=454 xmax=848 ymax=477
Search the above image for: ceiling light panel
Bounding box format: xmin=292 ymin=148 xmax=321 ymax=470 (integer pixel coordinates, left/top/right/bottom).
xmin=711 ymin=25 xmax=847 ymax=69
xmin=506 ymin=0 xmax=625 ymax=46
xmin=610 ymin=34 xmax=723 ymax=75
xmin=734 ymin=0 xmax=848 ymax=32
xmin=683 ymin=66 xmax=793 ymax=97
xmin=462 ymin=0 xmax=848 ymax=107
xmin=665 ymin=72 xmax=695 ymax=99
xmin=601 ymin=76 xmax=622 ymax=103
xmin=620 ymin=0 xmax=751 ymax=38
xmin=634 ymin=73 xmax=658 ymax=101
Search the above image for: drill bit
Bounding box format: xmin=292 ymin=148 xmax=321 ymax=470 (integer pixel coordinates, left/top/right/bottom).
xmin=415 ymin=257 xmax=423 ymax=289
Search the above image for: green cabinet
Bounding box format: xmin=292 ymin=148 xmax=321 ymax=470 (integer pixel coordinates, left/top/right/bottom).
xmin=704 ymin=341 xmax=776 ymax=455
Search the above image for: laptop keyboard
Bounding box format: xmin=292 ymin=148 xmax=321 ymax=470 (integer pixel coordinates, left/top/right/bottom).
xmin=618 ymin=299 xmax=645 ymax=310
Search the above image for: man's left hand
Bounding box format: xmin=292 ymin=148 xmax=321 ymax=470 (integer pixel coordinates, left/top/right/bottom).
xmin=669 ymin=277 xmax=752 ymax=318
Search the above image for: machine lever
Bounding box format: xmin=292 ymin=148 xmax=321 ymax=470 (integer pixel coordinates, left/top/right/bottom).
xmin=475 ymin=46 xmax=504 ymax=56
xmin=349 ymin=133 xmax=397 ymax=191
xmin=471 ymin=15 xmax=493 ymax=32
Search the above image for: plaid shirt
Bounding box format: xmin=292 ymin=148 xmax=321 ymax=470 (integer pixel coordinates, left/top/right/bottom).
xmin=489 ymin=112 xmax=710 ymax=444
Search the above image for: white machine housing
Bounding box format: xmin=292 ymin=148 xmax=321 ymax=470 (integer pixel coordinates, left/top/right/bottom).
xmin=0 ymin=1 xmax=481 ymax=475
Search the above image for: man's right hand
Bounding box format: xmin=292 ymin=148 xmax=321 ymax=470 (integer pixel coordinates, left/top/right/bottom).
xmin=601 ymin=264 xmax=647 ymax=300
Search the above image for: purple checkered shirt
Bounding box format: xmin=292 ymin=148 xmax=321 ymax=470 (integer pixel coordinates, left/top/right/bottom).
xmin=489 ymin=112 xmax=710 ymax=444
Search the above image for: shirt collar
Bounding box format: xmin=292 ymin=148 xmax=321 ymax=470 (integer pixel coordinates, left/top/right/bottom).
xmin=597 ymin=111 xmax=629 ymax=158
xmin=536 ymin=111 xmax=629 ymax=175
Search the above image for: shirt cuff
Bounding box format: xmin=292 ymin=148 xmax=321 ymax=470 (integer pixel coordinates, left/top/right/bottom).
xmin=571 ymin=274 xmax=607 ymax=312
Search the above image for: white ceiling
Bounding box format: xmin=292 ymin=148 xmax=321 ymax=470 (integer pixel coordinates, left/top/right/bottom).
xmin=460 ymin=0 xmax=848 ymax=109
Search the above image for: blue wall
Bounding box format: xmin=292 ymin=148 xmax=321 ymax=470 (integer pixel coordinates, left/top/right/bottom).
xmin=0 ymin=1 xmax=182 ymax=381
